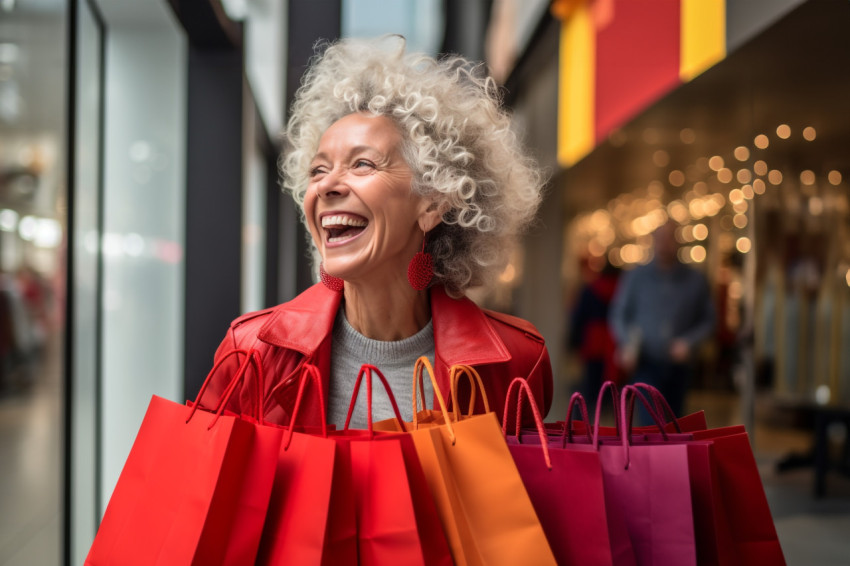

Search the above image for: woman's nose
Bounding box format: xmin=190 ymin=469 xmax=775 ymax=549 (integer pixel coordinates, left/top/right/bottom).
xmin=316 ymin=168 xmax=349 ymax=199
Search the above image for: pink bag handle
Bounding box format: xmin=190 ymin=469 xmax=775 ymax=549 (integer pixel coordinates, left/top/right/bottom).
xmin=617 ymin=384 xmax=670 ymax=470
xmin=449 ymin=364 xmax=490 ymax=419
xmin=343 ymin=364 xmax=408 ymax=437
xmin=283 ymin=363 xmax=328 ymax=449
xmin=560 ymin=392 xmax=593 ymax=447
xmin=591 ymin=380 xmax=621 ymax=449
xmin=188 ymin=348 xmax=265 ymax=428
xmin=631 ymin=382 xmax=683 ymax=433
xmin=501 ymin=377 xmax=551 ymax=470
xmin=412 ymin=357 xmax=457 ymax=443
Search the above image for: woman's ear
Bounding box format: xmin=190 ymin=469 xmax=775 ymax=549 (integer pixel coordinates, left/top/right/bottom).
xmin=418 ymin=200 xmax=448 ymax=233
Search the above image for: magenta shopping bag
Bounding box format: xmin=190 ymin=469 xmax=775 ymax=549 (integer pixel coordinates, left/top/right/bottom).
xmin=503 ymin=379 xmax=635 ymax=566
xmin=591 ymin=385 xmax=697 ymax=566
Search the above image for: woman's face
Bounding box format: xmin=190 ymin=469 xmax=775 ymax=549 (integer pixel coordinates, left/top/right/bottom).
xmin=304 ymin=112 xmax=432 ymax=285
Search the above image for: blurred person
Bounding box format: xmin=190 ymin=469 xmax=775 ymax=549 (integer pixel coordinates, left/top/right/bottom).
xmin=198 ymin=36 xmax=553 ymax=427
xmin=568 ymin=260 xmax=622 ymax=413
xmin=609 ymin=220 xmax=715 ymax=422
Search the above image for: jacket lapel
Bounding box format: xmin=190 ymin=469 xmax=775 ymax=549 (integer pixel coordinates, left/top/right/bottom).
xmin=431 ymin=286 xmax=511 ymax=366
xmin=257 ymin=283 xmax=341 ymax=356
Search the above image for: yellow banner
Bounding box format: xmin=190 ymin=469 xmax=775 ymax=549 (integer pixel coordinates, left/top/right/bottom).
xmin=680 ymin=0 xmax=726 ymax=82
xmin=557 ymin=3 xmax=595 ymax=167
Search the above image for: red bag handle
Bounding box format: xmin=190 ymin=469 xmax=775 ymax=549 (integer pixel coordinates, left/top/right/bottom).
xmin=501 ymin=377 xmax=551 ymax=469
xmin=188 ymin=348 xmax=265 ymax=428
xmin=560 ymin=391 xmax=593 ymax=447
xmin=283 ymin=363 xmax=328 ymax=449
xmin=343 ymin=364 xmax=408 ymax=436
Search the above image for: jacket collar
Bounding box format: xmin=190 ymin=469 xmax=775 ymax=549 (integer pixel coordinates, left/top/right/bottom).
xmin=256 ymin=283 xmax=511 ymax=365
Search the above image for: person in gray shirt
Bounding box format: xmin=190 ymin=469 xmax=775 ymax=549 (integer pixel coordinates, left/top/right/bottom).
xmin=609 ymin=220 xmax=716 ymax=422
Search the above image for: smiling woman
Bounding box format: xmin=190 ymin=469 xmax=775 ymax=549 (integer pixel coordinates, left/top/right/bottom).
xmin=198 ymin=35 xmax=552 ymax=430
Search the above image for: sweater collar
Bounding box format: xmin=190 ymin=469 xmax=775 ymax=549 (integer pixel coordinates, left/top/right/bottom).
xmin=256 ymin=283 xmax=511 ymax=365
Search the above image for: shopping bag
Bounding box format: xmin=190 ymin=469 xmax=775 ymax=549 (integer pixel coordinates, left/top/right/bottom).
xmin=590 ymin=384 xmax=698 ymax=566
xmin=503 ymin=379 xmax=634 ymax=566
xmin=623 ymin=394 xmax=784 ymax=565
xmin=255 ymin=363 xmax=343 ymax=566
xmin=689 ymin=428 xmax=786 ymax=565
xmin=404 ymin=357 xmax=557 ymax=566
xmin=86 ymin=349 xmax=280 ymax=566
xmin=337 ymin=363 xmax=453 ymax=566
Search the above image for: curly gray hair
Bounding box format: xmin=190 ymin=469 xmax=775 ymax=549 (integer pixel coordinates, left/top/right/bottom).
xmin=281 ymin=35 xmax=545 ymax=296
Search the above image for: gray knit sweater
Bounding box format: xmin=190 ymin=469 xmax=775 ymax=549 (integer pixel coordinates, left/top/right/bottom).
xmin=327 ymin=310 xmax=436 ymax=429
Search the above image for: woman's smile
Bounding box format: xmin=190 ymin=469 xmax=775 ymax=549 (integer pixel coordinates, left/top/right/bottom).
xmin=321 ymin=212 xmax=368 ymax=245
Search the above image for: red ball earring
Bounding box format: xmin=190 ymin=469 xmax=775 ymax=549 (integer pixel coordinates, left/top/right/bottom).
xmin=407 ymin=231 xmax=433 ymax=291
xmin=320 ymin=262 xmax=344 ymax=292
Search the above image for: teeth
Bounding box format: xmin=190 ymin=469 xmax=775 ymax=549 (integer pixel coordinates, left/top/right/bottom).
xmin=321 ymin=215 xmax=367 ymax=228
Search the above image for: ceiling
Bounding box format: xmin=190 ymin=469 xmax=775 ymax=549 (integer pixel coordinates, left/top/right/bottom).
xmin=561 ymin=0 xmax=850 ymax=214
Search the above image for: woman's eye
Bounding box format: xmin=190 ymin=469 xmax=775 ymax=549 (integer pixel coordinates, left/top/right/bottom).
xmin=309 ymin=165 xmax=326 ymax=177
xmin=353 ymin=159 xmax=374 ymax=170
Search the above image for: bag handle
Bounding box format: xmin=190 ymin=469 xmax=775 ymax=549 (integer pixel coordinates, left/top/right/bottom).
xmin=188 ymin=348 xmax=265 ymax=428
xmin=449 ymin=364 xmax=490 ymax=420
xmin=343 ymin=364 xmax=408 ymax=437
xmin=591 ymin=380 xmax=621 ymax=449
xmin=412 ymin=356 xmax=457 ymax=443
xmin=283 ymin=363 xmax=328 ymax=449
xmin=631 ymin=382 xmax=683 ymax=433
xmin=560 ymin=392 xmax=593 ymax=447
xmin=617 ymin=384 xmax=670 ymax=470
xmin=501 ymin=377 xmax=551 ymax=469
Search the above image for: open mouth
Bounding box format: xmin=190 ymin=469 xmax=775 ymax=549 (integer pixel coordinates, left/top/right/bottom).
xmin=321 ymin=214 xmax=368 ymax=243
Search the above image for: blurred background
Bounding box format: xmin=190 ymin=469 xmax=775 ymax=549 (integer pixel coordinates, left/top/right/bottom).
xmin=1 ymin=0 xmax=849 ymax=564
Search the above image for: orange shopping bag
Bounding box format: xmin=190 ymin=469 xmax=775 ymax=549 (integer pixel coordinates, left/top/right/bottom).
xmin=399 ymin=357 xmax=556 ymax=566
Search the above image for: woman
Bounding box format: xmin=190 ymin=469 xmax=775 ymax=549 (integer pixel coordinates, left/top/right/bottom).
xmin=201 ymin=36 xmax=552 ymax=428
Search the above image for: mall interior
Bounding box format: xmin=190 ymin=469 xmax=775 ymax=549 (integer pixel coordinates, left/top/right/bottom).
xmin=1 ymin=0 xmax=849 ymax=564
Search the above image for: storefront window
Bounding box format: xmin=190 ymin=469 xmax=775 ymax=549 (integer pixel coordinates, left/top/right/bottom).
xmin=0 ymin=0 xmax=67 ymax=563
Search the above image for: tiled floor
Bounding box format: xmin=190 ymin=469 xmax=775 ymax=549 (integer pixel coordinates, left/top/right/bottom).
xmin=2 ymin=366 xmax=849 ymax=565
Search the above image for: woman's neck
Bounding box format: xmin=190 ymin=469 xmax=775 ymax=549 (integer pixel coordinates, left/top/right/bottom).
xmin=342 ymin=279 xmax=431 ymax=341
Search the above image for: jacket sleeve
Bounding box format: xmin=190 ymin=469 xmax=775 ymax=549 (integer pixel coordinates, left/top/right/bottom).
xmin=525 ymin=341 xmax=554 ymax=421
xmin=485 ymin=320 xmax=554 ymax=425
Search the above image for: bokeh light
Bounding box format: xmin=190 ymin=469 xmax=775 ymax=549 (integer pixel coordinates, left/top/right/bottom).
xmin=734 ymin=146 xmax=750 ymax=161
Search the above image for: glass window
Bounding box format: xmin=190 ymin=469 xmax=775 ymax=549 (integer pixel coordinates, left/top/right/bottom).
xmin=0 ymin=1 xmax=67 ymax=563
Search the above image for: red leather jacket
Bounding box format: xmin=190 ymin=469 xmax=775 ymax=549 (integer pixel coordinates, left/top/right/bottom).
xmin=198 ymin=283 xmax=553 ymax=426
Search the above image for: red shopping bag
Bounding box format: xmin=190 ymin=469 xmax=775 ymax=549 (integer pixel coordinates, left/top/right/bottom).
xmin=86 ymin=349 xmax=280 ymax=566
xmin=503 ymin=379 xmax=635 ymax=566
xmin=689 ymin=428 xmax=786 ymax=565
xmin=255 ymin=364 xmax=345 ymax=566
xmin=337 ymin=364 xmax=453 ymax=566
